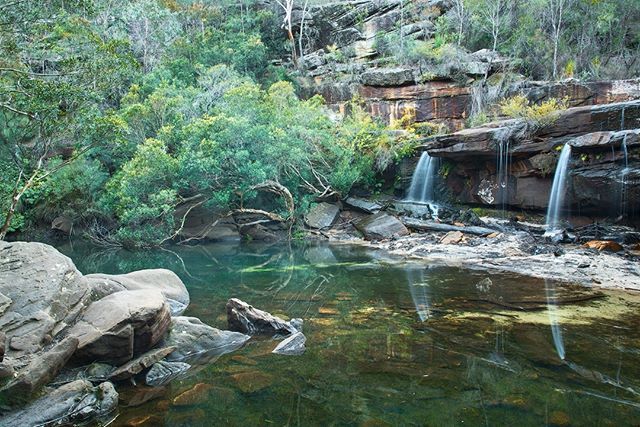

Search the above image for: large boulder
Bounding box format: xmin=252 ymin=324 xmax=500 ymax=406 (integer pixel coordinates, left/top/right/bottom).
xmin=0 ymin=380 xmax=118 ymax=427
xmin=226 ymin=298 xmax=297 ymax=336
xmin=354 ymin=213 xmax=410 ymax=240
xmin=162 ymin=316 xmax=250 ymax=363
xmin=0 ymin=241 xmax=91 ymax=375
xmin=69 ymin=290 xmax=171 ymax=365
xmin=305 ymin=202 xmax=340 ymax=229
xmin=85 ymin=269 xmax=189 ymax=315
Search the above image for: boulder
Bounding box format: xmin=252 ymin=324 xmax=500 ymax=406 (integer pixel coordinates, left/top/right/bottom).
xmin=354 ymin=213 xmax=410 ymax=240
xmin=51 ymin=216 xmax=73 ymax=235
xmin=272 ymin=332 xmax=306 ymax=356
xmin=145 ymin=360 xmax=191 ymax=387
xmin=0 ymin=241 xmax=91 ymax=379
xmin=226 ymin=298 xmax=297 ymax=336
xmin=109 ymin=346 xmax=175 ymax=381
xmin=85 ymin=269 xmax=189 ymax=315
xmin=440 ymin=231 xmax=464 ymax=245
xmin=344 ymin=197 xmax=383 ymax=214
xmin=305 ymin=202 xmax=340 ymax=229
xmin=162 ymin=316 xmax=250 ymax=363
xmin=0 ymin=380 xmax=118 ymax=427
xmin=69 ymin=290 xmax=171 ymax=365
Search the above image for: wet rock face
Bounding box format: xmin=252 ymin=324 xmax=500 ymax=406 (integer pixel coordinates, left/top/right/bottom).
xmin=355 ymin=213 xmax=410 ymax=241
xmin=226 ymin=298 xmax=297 ymax=336
xmin=0 ymin=380 xmax=118 ymax=427
xmin=305 ymin=202 xmax=340 ymax=229
xmin=69 ymin=289 xmax=172 ymax=365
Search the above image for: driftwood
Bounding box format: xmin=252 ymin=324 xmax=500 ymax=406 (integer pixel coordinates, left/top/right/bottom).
xmin=402 ymin=218 xmax=496 ymax=237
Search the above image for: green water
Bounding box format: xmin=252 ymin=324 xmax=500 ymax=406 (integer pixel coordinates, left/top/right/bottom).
xmin=56 ymin=241 xmax=640 ymax=426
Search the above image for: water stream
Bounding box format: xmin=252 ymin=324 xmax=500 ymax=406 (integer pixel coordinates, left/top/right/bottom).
xmin=53 ymin=241 xmax=640 ymax=426
xmin=546 ymin=144 xmax=573 ymax=232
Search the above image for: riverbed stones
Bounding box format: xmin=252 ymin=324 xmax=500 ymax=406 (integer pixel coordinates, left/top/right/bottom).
xmin=226 ymin=298 xmax=297 ymax=336
xmin=172 ymin=383 xmax=214 ymax=406
xmin=582 ymin=240 xmax=623 ymax=252
xmin=305 ymin=202 xmax=340 ymax=229
xmin=440 ymin=231 xmax=464 ymax=245
xmin=0 ymin=379 xmax=118 ymax=427
xmin=146 ymin=360 xmax=191 ymax=387
xmin=69 ymin=289 xmax=171 ymax=365
xmin=85 ymin=269 xmax=190 ymax=315
xmin=272 ymin=332 xmax=306 ymax=356
xmin=355 ymin=213 xmax=410 ymax=241
xmin=162 ymin=316 xmax=250 ymax=362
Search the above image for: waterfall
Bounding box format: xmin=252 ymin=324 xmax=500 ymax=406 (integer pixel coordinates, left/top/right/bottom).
xmin=545 ymin=280 xmax=566 ymax=360
xmin=545 ymin=144 xmax=572 ymax=232
xmin=407 ymin=152 xmax=438 ymax=203
xmin=621 ymin=135 xmax=629 ymax=217
xmin=496 ymin=139 xmax=511 ymax=213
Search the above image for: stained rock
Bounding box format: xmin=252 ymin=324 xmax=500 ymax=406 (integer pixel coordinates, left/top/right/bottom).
xmin=85 ymin=269 xmax=189 ymax=315
xmin=354 ymin=213 xmax=410 ymax=241
xmin=69 ymin=289 xmax=171 ymax=365
xmin=162 ymin=316 xmax=250 ymax=363
xmin=109 ymin=346 xmax=176 ymax=381
xmin=305 ymin=202 xmax=340 ymax=229
xmin=226 ymin=298 xmax=297 ymax=336
xmin=145 ymin=360 xmax=191 ymax=387
xmin=0 ymin=379 xmax=118 ymax=427
xmin=272 ymin=332 xmax=306 ymax=356
xmin=583 ymin=240 xmax=623 ymax=252
xmin=440 ymin=231 xmax=464 ymax=245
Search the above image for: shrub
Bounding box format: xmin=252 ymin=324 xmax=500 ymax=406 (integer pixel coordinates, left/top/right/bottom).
xmin=500 ymin=95 xmax=568 ymax=128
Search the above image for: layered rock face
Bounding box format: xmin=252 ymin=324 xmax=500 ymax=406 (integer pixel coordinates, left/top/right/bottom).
xmin=403 ymin=100 xmax=640 ymax=220
xmin=293 ymin=0 xmax=640 ymax=129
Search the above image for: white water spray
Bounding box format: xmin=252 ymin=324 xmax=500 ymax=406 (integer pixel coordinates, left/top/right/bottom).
xmin=545 ymin=144 xmax=572 ymax=232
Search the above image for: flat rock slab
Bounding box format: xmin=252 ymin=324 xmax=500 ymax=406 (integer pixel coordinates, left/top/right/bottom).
xmin=109 ymin=346 xmax=175 ymax=381
xmin=305 ymin=202 xmax=340 ymax=229
xmin=344 ymin=197 xmax=383 ymax=214
xmin=355 ymin=213 xmax=410 ymax=241
xmin=85 ymin=269 xmax=189 ymax=315
xmin=0 ymin=379 xmax=118 ymax=427
xmin=226 ymin=298 xmax=297 ymax=336
xmin=162 ymin=316 xmax=250 ymax=363
xmin=69 ymin=289 xmax=171 ymax=365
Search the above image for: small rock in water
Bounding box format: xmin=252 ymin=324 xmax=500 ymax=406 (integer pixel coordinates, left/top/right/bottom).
xmin=549 ymin=410 xmax=570 ymax=426
xmin=109 ymin=346 xmax=175 ymax=381
xmin=226 ymin=298 xmax=297 ymax=336
xmin=290 ymin=318 xmax=303 ymax=332
xmin=145 ymin=360 xmax=191 ymax=387
xmin=272 ymin=332 xmax=306 ymax=356
xmin=583 ymin=240 xmax=623 ymax=252
xmin=475 ymin=278 xmax=492 ymax=292
xmin=230 ymin=371 xmax=273 ymax=393
xmin=172 ymin=383 xmax=214 ymax=406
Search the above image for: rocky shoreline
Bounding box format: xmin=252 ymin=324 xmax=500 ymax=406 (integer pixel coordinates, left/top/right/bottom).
xmin=0 ymin=241 xmax=304 ymax=425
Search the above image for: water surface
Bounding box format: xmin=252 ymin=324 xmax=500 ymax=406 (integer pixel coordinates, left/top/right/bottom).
xmin=57 ymin=241 xmax=640 ymax=426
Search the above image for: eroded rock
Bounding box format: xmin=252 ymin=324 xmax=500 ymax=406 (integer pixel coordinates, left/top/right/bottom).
xmin=69 ymin=290 xmax=171 ymax=365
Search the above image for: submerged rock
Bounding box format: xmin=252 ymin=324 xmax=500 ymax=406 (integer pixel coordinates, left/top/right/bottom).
xmin=145 ymin=360 xmax=191 ymax=387
xmin=172 ymin=383 xmax=214 ymax=406
xmin=69 ymin=289 xmax=171 ymax=365
xmin=272 ymin=332 xmax=306 ymax=356
xmin=0 ymin=379 xmax=118 ymax=427
xmin=162 ymin=316 xmax=250 ymax=363
xmin=230 ymin=371 xmax=273 ymax=393
xmin=354 ymin=213 xmax=410 ymax=241
xmin=226 ymin=298 xmax=297 ymax=336
xmin=85 ymin=269 xmax=190 ymax=315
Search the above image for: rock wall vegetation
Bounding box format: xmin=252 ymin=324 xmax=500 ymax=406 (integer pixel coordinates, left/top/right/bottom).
xmin=1 ymin=0 xmax=640 ymax=247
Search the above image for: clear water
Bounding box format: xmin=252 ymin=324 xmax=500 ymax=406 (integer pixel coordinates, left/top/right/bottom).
xmin=56 ymin=241 xmax=640 ymax=426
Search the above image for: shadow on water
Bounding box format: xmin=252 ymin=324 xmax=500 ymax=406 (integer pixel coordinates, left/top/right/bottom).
xmin=55 ymin=240 xmax=640 ymax=426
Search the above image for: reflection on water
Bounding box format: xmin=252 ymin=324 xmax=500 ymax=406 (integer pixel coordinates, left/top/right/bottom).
xmin=54 ymin=241 xmax=640 ymax=426
xmin=545 ymin=279 xmax=566 ymax=360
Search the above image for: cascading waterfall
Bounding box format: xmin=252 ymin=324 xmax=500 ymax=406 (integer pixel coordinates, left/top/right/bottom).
xmin=406 ymin=152 xmax=438 ymax=203
xmin=621 ymin=135 xmax=629 ymax=218
xmin=545 ymin=279 xmax=566 ymax=360
xmin=545 ymin=144 xmax=573 ymax=232
xmin=496 ymin=139 xmax=511 ymax=214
